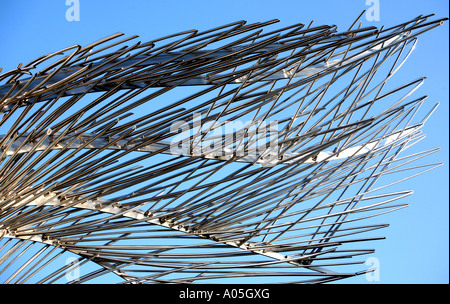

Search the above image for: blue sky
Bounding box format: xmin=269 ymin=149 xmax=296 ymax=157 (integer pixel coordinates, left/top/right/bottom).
xmin=0 ymin=0 xmax=448 ymax=284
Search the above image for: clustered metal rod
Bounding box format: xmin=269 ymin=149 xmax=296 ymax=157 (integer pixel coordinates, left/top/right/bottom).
xmin=0 ymin=13 xmax=446 ymax=284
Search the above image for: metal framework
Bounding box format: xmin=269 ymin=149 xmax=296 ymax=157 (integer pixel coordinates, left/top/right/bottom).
xmin=0 ymin=13 xmax=447 ymax=284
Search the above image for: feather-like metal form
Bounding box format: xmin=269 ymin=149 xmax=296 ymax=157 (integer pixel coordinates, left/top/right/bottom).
xmin=0 ymin=13 xmax=447 ymax=284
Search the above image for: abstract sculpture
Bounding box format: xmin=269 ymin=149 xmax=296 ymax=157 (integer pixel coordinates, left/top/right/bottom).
xmin=0 ymin=13 xmax=447 ymax=283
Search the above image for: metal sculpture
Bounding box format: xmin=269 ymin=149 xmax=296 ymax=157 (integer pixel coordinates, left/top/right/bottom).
xmin=0 ymin=13 xmax=447 ymax=284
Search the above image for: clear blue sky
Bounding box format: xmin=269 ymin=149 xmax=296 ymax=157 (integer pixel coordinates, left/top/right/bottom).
xmin=0 ymin=0 xmax=448 ymax=284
